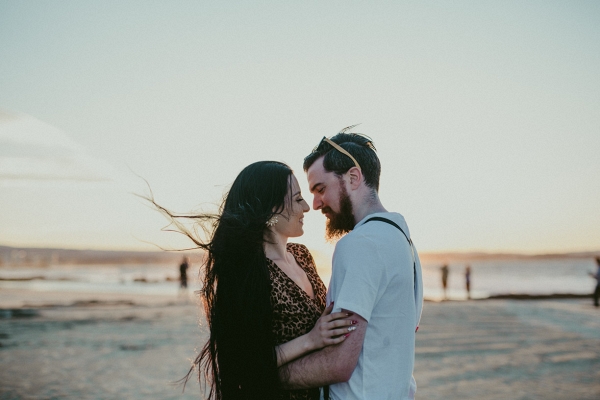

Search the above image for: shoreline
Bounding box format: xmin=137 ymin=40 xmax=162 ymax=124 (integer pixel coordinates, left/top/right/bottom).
xmin=0 ymin=287 xmax=595 ymax=312
xmin=425 ymin=292 xmax=593 ymax=302
xmin=0 ymin=287 xmax=194 ymax=310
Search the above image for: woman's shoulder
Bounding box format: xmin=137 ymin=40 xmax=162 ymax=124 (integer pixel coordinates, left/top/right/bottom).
xmin=286 ymin=243 xmax=313 ymax=262
xmin=286 ymin=242 xmax=308 ymax=254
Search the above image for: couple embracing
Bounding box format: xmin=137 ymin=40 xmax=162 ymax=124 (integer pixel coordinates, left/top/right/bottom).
xmin=185 ymin=130 xmax=423 ymax=400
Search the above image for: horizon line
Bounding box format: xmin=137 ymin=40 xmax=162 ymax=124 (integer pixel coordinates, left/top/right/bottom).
xmin=1 ymin=243 xmax=599 ymax=259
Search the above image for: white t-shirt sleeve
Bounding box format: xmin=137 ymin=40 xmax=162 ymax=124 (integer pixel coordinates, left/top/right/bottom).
xmin=330 ymin=234 xmax=384 ymax=322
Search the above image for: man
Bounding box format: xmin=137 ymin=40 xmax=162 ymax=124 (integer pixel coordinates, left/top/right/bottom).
xmin=441 ymin=264 xmax=449 ymax=300
xmin=465 ymin=265 xmax=471 ymax=300
xmin=280 ymin=130 xmax=424 ymax=399
xmin=590 ymin=257 xmax=600 ymax=307
xmin=179 ymin=256 xmax=189 ymax=289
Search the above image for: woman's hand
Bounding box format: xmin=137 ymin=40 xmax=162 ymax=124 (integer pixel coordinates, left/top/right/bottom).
xmin=305 ymin=302 xmax=358 ymax=352
xmin=275 ymin=302 xmax=359 ymax=366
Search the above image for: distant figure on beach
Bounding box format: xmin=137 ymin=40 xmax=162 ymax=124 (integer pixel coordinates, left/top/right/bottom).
xmin=589 ymin=257 xmax=600 ymax=307
xmin=441 ymin=264 xmax=449 ymax=299
xmin=179 ymin=256 xmax=189 ymax=289
xmin=160 ymin=161 xmax=354 ymax=400
xmin=465 ymin=265 xmax=471 ymax=299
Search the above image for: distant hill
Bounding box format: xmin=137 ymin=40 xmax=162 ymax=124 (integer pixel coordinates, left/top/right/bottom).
xmin=0 ymin=245 xmax=203 ymax=267
xmin=1 ymin=244 xmax=598 ymax=267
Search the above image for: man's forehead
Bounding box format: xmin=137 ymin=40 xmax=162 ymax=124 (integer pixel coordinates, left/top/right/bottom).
xmin=307 ymin=157 xmax=324 ymax=178
xmin=307 ymin=157 xmax=333 ymax=187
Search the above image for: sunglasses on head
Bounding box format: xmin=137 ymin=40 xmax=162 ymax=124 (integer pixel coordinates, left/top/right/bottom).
xmin=311 ymin=137 xmax=361 ymax=170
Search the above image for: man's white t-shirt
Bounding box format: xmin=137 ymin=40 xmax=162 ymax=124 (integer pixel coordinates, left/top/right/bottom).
xmin=327 ymin=212 xmax=423 ymax=400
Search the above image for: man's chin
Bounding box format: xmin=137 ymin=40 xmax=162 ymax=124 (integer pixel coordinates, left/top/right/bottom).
xmin=325 ymin=230 xmax=351 ymax=242
xmin=324 ymin=186 xmax=355 ymax=241
xmin=325 ymin=221 xmax=353 ymax=242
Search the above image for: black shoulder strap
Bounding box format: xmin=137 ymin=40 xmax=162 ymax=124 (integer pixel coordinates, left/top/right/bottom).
xmin=364 ymin=217 xmax=412 ymax=245
xmin=364 ymin=216 xmax=417 ymax=294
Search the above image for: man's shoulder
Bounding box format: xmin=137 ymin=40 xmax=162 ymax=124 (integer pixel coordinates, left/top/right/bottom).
xmin=336 ymin=226 xmax=376 ymax=247
xmin=334 ymin=212 xmax=411 ymax=256
xmin=332 ymin=231 xmax=377 ymax=265
xmin=355 ymin=212 xmax=409 ymax=236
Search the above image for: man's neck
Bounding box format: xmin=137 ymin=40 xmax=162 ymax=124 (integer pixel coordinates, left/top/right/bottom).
xmin=352 ymin=195 xmax=387 ymax=225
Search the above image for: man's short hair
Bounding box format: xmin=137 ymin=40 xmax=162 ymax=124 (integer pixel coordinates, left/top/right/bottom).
xmin=303 ymin=130 xmax=381 ymax=191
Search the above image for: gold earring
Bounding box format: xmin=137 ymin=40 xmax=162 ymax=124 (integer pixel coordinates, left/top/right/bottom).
xmin=266 ymin=216 xmax=279 ymax=227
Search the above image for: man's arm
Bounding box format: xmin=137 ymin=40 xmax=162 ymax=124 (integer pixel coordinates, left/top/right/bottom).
xmin=279 ymin=311 xmax=367 ymax=389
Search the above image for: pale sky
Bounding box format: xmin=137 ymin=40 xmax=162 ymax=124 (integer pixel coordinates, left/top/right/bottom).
xmin=1 ymin=1 xmax=599 ymax=255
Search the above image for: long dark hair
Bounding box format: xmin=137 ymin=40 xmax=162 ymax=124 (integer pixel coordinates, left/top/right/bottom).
xmin=156 ymin=161 xmax=293 ymax=399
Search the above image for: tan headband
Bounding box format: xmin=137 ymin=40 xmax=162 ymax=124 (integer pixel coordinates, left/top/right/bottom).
xmin=323 ymin=138 xmax=361 ymax=170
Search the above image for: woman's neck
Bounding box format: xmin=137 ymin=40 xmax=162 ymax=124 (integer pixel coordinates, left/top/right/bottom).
xmin=264 ymin=231 xmax=289 ymax=261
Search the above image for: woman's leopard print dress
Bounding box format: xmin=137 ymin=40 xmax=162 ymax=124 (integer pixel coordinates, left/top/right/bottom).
xmin=267 ymin=243 xmax=327 ymax=400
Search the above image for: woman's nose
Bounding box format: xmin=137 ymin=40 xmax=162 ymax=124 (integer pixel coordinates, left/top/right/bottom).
xmin=302 ymin=200 xmax=310 ymax=213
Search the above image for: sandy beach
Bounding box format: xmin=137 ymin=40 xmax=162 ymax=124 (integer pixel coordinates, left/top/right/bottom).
xmin=415 ymin=300 xmax=600 ymax=400
xmin=1 ymin=289 xmax=599 ymax=400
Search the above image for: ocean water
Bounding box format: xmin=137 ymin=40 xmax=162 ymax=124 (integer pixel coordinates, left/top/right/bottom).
xmin=419 ymin=258 xmax=598 ymax=300
xmin=0 ymin=263 xmax=202 ymax=298
xmin=319 ymin=257 xmax=598 ymax=301
xmin=0 ymin=257 xmax=598 ymax=302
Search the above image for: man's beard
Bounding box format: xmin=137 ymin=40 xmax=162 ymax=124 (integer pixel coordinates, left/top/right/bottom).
xmin=324 ymin=185 xmax=355 ymax=241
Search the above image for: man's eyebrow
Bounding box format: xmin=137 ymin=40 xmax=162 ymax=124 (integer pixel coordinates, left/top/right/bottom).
xmin=310 ymin=183 xmax=323 ymax=193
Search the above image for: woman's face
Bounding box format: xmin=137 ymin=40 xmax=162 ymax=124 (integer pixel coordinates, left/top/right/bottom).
xmin=271 ymin=174 xmax=310 ymax=238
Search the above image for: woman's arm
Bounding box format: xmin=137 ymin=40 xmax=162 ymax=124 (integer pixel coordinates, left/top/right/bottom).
xmin=275 ymin=303 xmax=358 ymax=367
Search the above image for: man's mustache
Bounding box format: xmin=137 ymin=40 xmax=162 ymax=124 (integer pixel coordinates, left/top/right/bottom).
xmin=321 ymin=207 xmax=333 ymax=216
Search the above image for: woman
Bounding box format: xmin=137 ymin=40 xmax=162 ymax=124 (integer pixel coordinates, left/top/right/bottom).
xmin=167 ymin=161 xmax=355 ymax=400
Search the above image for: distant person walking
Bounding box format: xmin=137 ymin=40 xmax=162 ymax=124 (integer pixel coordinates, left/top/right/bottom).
xmin=589 ymin=257 xmax=600 ymax=307
xmin=441 ymin=264 xmax=449 ymax=300
xmin=465 ymin=265 xmax=471 ymax=299
xmin=179 ymin=256 xmax=189 ymax=289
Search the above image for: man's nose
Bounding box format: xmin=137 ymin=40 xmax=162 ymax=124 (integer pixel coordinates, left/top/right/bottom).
xmin=313 ymin=196 xmax=322 ymax=211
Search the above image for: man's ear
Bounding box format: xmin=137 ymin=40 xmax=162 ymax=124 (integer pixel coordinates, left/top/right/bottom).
xmin=347 ymin=167 xmax=362 ymax=189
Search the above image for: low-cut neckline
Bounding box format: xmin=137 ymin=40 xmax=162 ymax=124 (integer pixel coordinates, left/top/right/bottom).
xmin=268 ymin=249 xmax=316 ymax=301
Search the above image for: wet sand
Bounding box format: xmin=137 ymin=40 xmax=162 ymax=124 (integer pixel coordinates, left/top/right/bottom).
xmin=0 ymin=290 xmax=204 ymax=400
xmin=1 ymin=289 xmax=599 ymax=399
xmin=415 ymin=300 xmax=600 ymax=400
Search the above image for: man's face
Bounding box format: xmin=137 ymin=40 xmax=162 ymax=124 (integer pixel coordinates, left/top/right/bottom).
xmin=307 ymin=157 xmax=355 ymax=240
